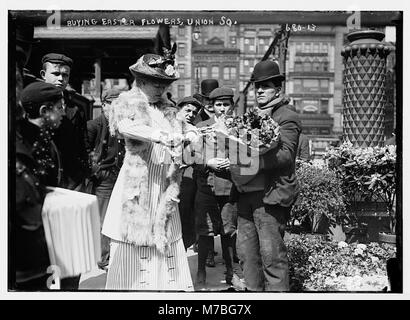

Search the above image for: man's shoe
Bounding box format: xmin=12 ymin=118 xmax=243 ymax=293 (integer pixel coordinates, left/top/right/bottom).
xmin=196 ymin=270 xmax=206 ymax=284
xmin=206 ymin=252 xmax=215 ymax=267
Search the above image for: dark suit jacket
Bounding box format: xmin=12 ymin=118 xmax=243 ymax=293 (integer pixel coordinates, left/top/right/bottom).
xmin=87 ymin=114 xmax=124 ymax=173
xmin=297 ymin=133 xmax=310 ymax=161
xmin=195 ymin=117 xmax=232 ymax=197
xmin=233 ymin=98 xmax=301 ymax=208
xmin=53 ymin=91 xmax=89 ymax=188
xmin=193 ymin=108 xmax=211 ymax=125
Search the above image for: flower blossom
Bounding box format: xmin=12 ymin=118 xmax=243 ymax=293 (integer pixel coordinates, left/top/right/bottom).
xmin=357 ymin=244 xmax=367 ymax=251
xmin=354 ymin=248 xmax=364 ymax=256
xmin=338 ymin=241 xmax=348 ymax=249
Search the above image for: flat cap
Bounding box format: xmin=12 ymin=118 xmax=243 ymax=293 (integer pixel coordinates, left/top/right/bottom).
xmin=101 ymin=88 xmax=121 ymax=103
xmin=176 ymin=96 xmax=203 ymax=109
xmin=209 ymin=87 xmax=234 ymax=100
xmin=21 ymin=81 xmax=63 ymax=108
xmin=41 ymin=53 xmax=73 ymax=68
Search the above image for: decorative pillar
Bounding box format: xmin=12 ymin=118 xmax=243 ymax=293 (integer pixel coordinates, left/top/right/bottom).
xmin=341 ymin=30 xmax=391 ymax=147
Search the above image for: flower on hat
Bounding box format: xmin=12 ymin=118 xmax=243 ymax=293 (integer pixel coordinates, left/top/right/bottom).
xmin=165 ymin=64 xmax=179 ymax=77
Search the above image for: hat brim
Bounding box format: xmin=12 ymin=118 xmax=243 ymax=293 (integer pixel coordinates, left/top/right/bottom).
xmin=251 ymin=74 xmax=285 ymax=83
xmin=130 ymin=69 xmax=178 ymax=83
xmin=177 ymin=101 xmax=203 ymax=109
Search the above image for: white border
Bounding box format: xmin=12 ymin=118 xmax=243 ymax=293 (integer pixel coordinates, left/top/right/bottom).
xmin=2 ymin=0 xmax=409 ymax=301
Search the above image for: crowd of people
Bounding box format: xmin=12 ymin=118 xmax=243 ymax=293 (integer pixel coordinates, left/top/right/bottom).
xmin=13 ymin=21 xmax=304 ymax=292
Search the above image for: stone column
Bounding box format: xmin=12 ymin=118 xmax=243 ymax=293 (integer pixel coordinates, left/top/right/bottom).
xmin=341 ymin=30 xmax=391 ymax=147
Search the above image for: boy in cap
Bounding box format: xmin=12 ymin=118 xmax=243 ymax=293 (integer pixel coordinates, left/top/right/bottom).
xmin=15 ymin=81 xmax=64 ymax=290
xmin=193 ymin=87 xmax=239 ymax=286
xmin=40 ymin=53 xmax=89 ymax=190
xmin=19 ymin=81 xmax=65 ymax=186
xmin=87 ymin=88 xmax=125 ymax=270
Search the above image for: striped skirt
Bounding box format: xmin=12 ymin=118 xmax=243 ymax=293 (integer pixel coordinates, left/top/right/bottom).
xmin=105 ymin=238 xmax=194 ymax=291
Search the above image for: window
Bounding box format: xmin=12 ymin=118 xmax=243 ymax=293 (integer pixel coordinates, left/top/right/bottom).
xmin=223 ymin=67 xmax=230 ymax=80
xmin=223 ymin=67 xmax=237 ymax=80
xmin=322 ymin=43 xmax=329 ymax=53
xmin=230 ymin=67 xmax=237 ymax=80
xmin=323 ymin=61 xmax=329 ymax=71
xmin=230 ymin=36 xmax=237 ymax=47
xmin=294 ymin=79 xmax=302 ymax=92
xmin=178 ymin=64 xmax=185 ymax=77
xmin=294 ymin=61 xmax=303 ymax=72
xmin=303 ymin=61 xmax=312 ymax=72
xmin=320 ymin=79 xmax=329 ymax=92
xmin=303 ymin=79 xmax=320 ymax=92
xmin=211 ymin=66 xmax=219 ymax=78
xmin=258 ymin=38 xmax=270 ymax=54
xmin=296 ymin=43 xmax=302 ymax=52
xmin=304 ymin=43 xmax=311 ymax=53
xmin=178 ymin=27 xmax=185 ymax=36
xmin=178 ymin=85 xmax=185 ymax=98
xmin=178 ymin=43 xmax=186 ymax=57
xmin=200 ymin=66 xmax=208 ymax=78
xmin=313 ymin=43 xmax=320 ymax=53
xmin=294 ymin=78 xmax=329 ymax=93
xmin=312 ymin=61 xmax=321 ymax=72
xmin=320 ymin=99 xmax=329 ymax=114
xmin=244 ymin=38 xmax=255 ymax=52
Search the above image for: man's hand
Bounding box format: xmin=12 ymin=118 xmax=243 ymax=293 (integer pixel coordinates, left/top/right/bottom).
xmin=206 ymin=158 xmax=230 ymax=172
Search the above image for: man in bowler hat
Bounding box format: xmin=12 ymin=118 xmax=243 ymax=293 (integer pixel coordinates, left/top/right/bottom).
xmin=193 ymin=79 xmax=219 ymax=124
xmin=233 ymin=60 xmax=301 ymax=291
xmin=41 ymin=53 xmax=90 ymax=190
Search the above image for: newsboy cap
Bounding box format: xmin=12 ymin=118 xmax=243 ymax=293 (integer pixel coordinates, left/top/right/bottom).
xmin=101 ymin=88 xmax=121 ymax=103
xmin=251 ymin=60 xmax=285 ymax=83
xmin=176 ymin=96 xmax=203 ymax=109
xmin=209 ymin=87 xmax=234 ymax=100
xmin=41 ymin=53 xmax=73 ymax=68
xmin=20 ymin=81 xmax=63 ymax=114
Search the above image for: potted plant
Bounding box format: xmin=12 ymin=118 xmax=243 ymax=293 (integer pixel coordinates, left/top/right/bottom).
xmin=326 ymin=142 xmax=397 ymax=244
xmin=291 ymin=160 xmax=347 ymax=235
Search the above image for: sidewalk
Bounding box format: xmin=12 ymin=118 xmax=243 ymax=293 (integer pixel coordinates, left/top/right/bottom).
xmin=79 ymin=235 xmax=245 ymax=291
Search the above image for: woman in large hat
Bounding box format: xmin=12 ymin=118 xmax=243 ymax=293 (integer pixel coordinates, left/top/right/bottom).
xmin=102 ymin=47 xmax=194 ymax=291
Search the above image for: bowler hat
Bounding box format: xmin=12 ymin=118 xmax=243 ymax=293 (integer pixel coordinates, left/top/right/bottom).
xmin=42 ymin=53 xmax=73 ymax=68
xmin=209 ymin=87 xmax=234 ymax=101
xmin=251 ymin=60 xmax=285 ymax=83
xmin=21 ymin=81 xmax=63 ymax=114
xmin=199 ymin=79 xmax=219 ymax=98
xmin=176 ymin=96 xmax=203 ymax=109
xmin=129 ymin=53 xmax=179 ymax=83
xmin=101 ymin=88 xmax=121 ymax=103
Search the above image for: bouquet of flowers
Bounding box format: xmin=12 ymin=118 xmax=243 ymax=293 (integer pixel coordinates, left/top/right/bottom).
xmin=203 ymin=110 xmax=281 ymax=155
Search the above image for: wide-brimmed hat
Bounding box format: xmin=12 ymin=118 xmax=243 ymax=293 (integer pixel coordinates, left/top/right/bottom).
xmin=251 ymin=60 xmax=285 ymax=83
xmin=176 ymin=96 xmax=203 ymax=109
xmin=198 ymin=79 xmax=219 ymax=98
xmin=129 ymin=53 xmax=179 ymax=83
